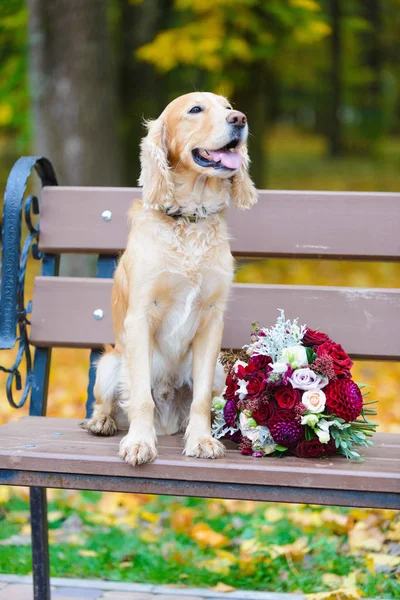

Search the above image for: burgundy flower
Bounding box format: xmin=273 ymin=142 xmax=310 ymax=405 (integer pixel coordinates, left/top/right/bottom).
xmin=249 ymin=354 xmax=272 ymax=371
xmin=317 ymin=342 xmax=353 ymax=378
xmin=303 ymin=327 xmax=331 ymax=348
xmin=325 ymin=379 xmax=363 ymax=422
xmin=252 ymin=399 xmax=276 ymax=425
xmin=225 ymin=374 xmax=238 ymax=400
xmin=274 ymin=386 xmax=301 ymax=410
xmin=239 ymin=437 xmax=253 ymax=455
xmin=269 ymin=410 xmax=304 ymax=448
xmin=310 ymin=355 xmax=337 ymax=381
xmin=223 ymin=399 xmax=238 ymax=427
xmin=295 ymin=438 xmax=337 ymax=458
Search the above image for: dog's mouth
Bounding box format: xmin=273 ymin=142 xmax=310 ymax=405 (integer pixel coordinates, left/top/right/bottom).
xmin=192 ymin=137 xmax=242 ymax=171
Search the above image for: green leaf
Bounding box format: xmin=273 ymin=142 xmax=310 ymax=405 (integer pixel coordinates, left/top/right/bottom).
xmin=275 ymin=445 xmax=288 ymax=452
xmin=305 ymin=347 xmax=317 ymax=364
xmin=305 ymin=426 xmax=316 ymax=441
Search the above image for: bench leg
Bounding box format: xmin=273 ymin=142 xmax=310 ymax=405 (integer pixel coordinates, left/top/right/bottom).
xmin=30 ymin=486 xmax=51 ymax=600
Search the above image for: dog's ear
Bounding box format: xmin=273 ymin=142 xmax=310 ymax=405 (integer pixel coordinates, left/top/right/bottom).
xmin=138 ymin=119 xmax=174 ymax=209
xmin=231 ymin=145 xmax=258 ymax=210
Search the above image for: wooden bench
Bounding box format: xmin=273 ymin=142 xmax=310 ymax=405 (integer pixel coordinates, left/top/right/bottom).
xmin=0 ymin=156 xmax=399 ymax=600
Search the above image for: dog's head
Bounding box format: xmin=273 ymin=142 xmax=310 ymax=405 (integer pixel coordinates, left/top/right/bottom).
xmin=139 ymin=92 xmax=257 ymax=212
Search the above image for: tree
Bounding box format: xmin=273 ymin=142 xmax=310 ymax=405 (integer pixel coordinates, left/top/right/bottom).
xmin=27 ymin=0 xmax=123 ymax=274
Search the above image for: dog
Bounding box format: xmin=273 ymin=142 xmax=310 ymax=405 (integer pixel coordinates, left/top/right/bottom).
xmin=82 ymin=92 xmax=257 ymax=465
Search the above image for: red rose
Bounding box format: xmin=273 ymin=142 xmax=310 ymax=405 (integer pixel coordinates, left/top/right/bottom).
xmin=317 ymin=341 xmax=353 ymax=377
xmin=295 ymin=439 xmax=328 ymax=458
xmin=225 ymin=375 xmax=238 ymax=400
xmin=253 ymin=400 xmax=276 ymax=425
xmin=274 ymin=386 xmax=301 ymax=410
xmin=249 ymin=354 xmax=272 ymax=371
xmin=303 ymin=327 xmax=331 ymax=348
xmin=246 ymin=372 xmax=267 ymax=398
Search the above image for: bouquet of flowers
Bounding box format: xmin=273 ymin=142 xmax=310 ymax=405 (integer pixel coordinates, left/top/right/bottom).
xmin=212 ymin=310 xmax=378 ymax=460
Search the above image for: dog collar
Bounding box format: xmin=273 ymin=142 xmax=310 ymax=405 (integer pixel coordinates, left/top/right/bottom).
xmin=161 ymin=208 xmax=208 ymax=223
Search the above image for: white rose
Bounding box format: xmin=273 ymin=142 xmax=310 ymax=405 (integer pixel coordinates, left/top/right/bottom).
xmin=281 ymin=345 xmax=308 ymax=369
xmin=302 ymin=389 xmax=326 ymax=413
xmin=270 ymin=362 xmax=289 ymax=374
xmin=301 ymin=413 xmax=319 ymax=428
xmin=289 ymin=368 xmax=328 ymax=391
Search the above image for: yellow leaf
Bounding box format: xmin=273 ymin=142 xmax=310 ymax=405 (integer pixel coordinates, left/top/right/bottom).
xmin=8 ymin=511 xmax=30 ymax=524
xmin=20 ymin=524 xmax=31 ymax=535
xmin=78 ymin=549 xmax=98 ymax=558
xmin=0 ymin=104 xmax=13 ymax=126
xmin=140 ymin=511 xmax=159 ymax=524
xmin=387 ymin=519 xmax=400 ymax=541
xmin=322 ymin=574 xmax=343 ymax=589
xmin=0 ymin=487 xmax=11 ymax=504
xmin=190 ymin=522 xmax=229 ymax=549
xmin=365 ymin=552 xmax=400 ymax=574
xmin=139 ymin=530 xmax=159 ymax=544
xmin=48 ymin=511 xmax=63 ymax=523
xmin=269 ymin=537 xmax=309 ymax=562
xmin=290 ymin=0 xmax=320 ymax=11
xmin=289 ymin=510 xmax=323 ymax=532
xmin=306 ymin=587 xmax=363 ymax=600
xmin=86 ymin=514 xmax=114 ymax=526
xmin=321 ymin=509 xmax=350 ymax=535
xmin=264 ymin=507 xmax=284 ymax=522
xmin=212 ymin=582 xmax=237 ymax=593
xmin=348 ymin=522 xmax=384 ymax=553
xmin=119 ymin=561 xmax=132 ymax=568
xmin=171 ymin=507 xmax=195 ymax=533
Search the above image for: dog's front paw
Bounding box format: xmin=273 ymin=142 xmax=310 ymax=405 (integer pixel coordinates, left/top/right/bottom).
xmin=118 ymin=434 xmax=158 ymax=466
xmin=80 ymin=415 xmax=118 ymax=436
xmin=184 ymin=436 xmax=226 ymax=459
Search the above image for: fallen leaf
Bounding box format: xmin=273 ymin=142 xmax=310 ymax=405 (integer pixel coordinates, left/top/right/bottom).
xmin=264 ymin=507 xmax=285 ymax=522
xmin=289 ymin=510 xmax=323 ymax=532
xmin=348 ymin=522 xmax=384 ymax=553
xmin=0 ymin=488 xmax=11 ymax=504
xmin=140 ymin=511 xmax=159 ymax=524
xmin=171 ymin=507 xmax=195 ymax=533
xmin=365 ymin=552 xmax=400 ymax=574
xmin=269 ymin=536 xmax=309 ymax=562
xmin=306 ymin=587 xmax=363 ymax=600
xmin=190 ymin=522 xmax=229 ymax=548
xmin=8 ymin=511 xmax=30 ymax=524
xmin=139 ymin=530 xmax=158 ymax=543
xmin=387 ymin=519 xmax=400 ymax=542
xmin=321 ymin=509 xmax=350 ymax=535
xmin=78 ymin=549 xmax=98 ymax=558
xmin=48 ymin=511 xmax=64 ymax=523
xmin=211 ymin=582 xmax=237 ymax=593
xmin=119 ymin=561 xmax=132 ymax=568
xmin=322 ymin=573 xmax=343 ymax=589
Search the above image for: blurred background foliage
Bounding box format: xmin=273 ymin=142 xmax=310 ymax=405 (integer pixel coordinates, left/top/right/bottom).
xmin=0 ymin=1 xmax=399 ymax=595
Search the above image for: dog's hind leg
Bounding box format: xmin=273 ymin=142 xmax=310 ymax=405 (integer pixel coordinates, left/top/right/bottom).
xmin=81 ymin=347 xmax=120 ymax=436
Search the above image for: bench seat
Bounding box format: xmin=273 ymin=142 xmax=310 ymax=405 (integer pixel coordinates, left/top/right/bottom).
xmin=0 ymin=417 xmax=399 ymax=509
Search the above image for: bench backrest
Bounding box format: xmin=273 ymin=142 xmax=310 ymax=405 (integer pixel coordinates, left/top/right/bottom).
xmin=31 ymin=186 xmax=400 ymax=361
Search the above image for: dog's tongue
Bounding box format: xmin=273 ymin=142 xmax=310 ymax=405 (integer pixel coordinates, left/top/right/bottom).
xmin=208 ymin=150 xmax=242 ymax=170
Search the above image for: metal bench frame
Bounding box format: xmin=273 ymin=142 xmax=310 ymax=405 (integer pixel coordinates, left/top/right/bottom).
xmin=0 ymin=157 xmax=399 ymax=600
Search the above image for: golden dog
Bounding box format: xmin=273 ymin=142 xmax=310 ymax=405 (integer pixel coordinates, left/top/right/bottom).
xmin=82 ymin=92 xmax=257 ymax=465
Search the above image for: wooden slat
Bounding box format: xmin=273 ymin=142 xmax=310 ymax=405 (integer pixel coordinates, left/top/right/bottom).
xmin=39 ymin=186 xmax=400 ymax=260
xmin=30 ymin=276 xmax=400 ymax=359
xmin=0 ymin=418 xmax=399 ymax=499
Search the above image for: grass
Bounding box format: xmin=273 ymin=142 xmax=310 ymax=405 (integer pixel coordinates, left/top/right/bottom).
xmin=0 ymin=491 xmax=399 ymax=598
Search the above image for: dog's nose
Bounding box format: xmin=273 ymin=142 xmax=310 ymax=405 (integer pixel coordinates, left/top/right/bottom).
xmin=226 ymin=110 xmax=247 ymax=128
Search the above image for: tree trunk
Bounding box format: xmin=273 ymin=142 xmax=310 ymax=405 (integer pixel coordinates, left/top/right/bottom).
xmin=329 ymin=0 xmax=342 ymax=156
xmin=27 ymin=0 xmax=123 ymax=274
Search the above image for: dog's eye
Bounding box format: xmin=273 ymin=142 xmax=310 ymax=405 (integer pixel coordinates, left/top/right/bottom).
xmin=226 ymin=106 xmax=232 ymax=110
xmin=188 ymin=106 xmax=203 ymax=114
